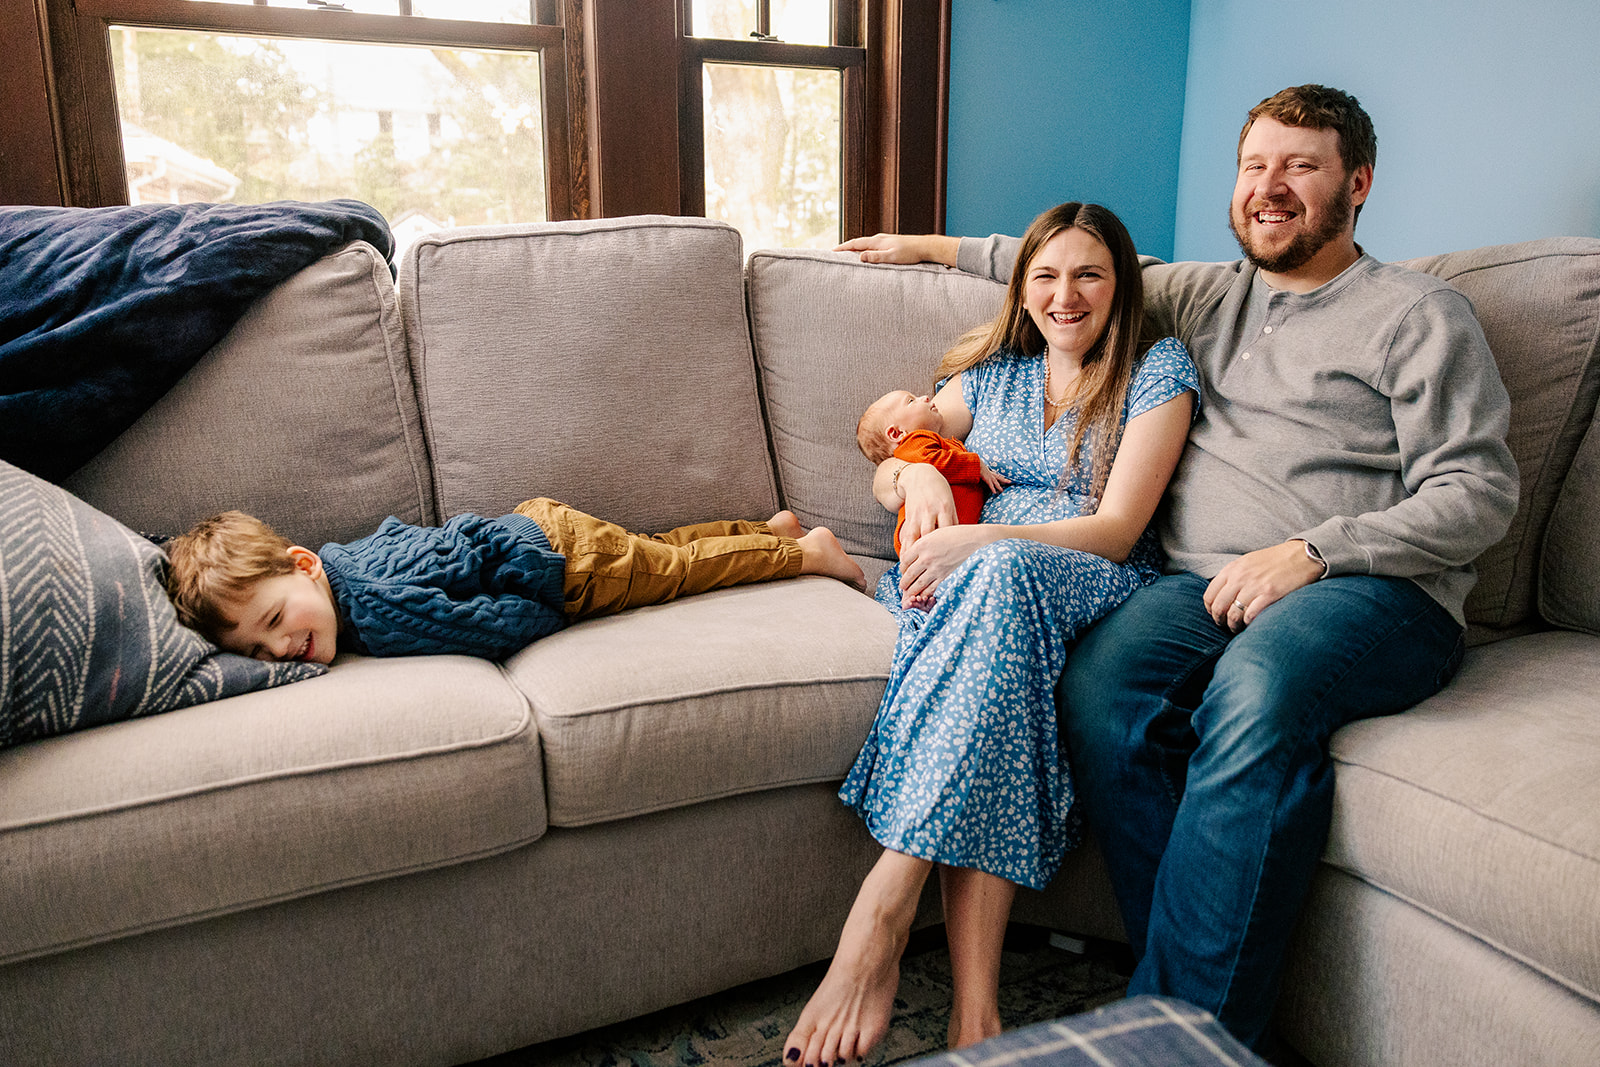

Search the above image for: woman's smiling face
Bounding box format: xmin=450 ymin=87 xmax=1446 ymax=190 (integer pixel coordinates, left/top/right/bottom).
xmin=1022 ymin=226 xmax=1117 ymax=362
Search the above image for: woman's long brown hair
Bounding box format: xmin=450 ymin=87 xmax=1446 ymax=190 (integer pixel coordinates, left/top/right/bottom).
xmin=934 ymin=202 xmax=1144 ymax=506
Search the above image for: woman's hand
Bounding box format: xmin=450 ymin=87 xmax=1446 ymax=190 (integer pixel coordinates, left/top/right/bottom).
xmin=899 ymin=524 xmax=1005 ymax=601
xmin=896 ymin=463 xmax=958 ymax=548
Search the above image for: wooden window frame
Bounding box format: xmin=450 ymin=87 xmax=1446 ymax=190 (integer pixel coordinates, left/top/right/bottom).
xmin=4 ymin=0 xmax=949 ymax=239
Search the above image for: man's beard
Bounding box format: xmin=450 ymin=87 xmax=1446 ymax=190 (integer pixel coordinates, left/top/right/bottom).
xmin=1230 ymin=183 xmax=1352 ymax=274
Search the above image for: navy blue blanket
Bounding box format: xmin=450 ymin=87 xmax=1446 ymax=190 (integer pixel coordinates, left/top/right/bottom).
xmin=0 ymin=199 xmax=392 ymax=482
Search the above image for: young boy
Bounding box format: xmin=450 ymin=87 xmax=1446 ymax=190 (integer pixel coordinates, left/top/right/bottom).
xmin=165 ymin=499 xmax=866 ymax=663
xmin=857 ymin=388 xmax=1008 ymax=555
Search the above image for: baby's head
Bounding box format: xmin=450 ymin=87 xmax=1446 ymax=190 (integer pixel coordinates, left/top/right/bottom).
xmin=857 ymin=390 xmax=946 ymax=464
xmin=165 ymin=511 xmax=340 ymax=664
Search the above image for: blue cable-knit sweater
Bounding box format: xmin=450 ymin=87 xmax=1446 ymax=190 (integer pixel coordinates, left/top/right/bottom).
xmin=319 ymin=512 xmax=568 ymax=659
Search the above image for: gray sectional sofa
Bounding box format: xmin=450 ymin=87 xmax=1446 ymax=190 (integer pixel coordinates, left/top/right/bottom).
xmin=1 ymin=216 xmax=1596 ymax=1067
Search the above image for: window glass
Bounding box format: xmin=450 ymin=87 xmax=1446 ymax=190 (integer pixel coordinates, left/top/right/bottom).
xmin=702 ymin=62 xmax=840 ymax=253
xmin=181 ymin=0 xmax=533 ymax=22
xmin=690 ymin=1 xmax=830 ymax=45
xmin=110 ymin=26 xmax=547 ymax=253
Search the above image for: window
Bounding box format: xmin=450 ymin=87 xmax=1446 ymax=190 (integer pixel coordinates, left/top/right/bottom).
xmin=11 ymin=1 xmax=948 ymax=246
xmin=681 ymin=0 xmax=859 ymax=252
xmin=33 ymin=0 xmax=577 ymax=244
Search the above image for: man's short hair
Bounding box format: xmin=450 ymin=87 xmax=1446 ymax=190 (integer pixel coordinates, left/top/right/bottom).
xmin=164 ymin=510 xmax=298 ymax=637
xmin=1239 ymin=84 xmax=1377 ymax=175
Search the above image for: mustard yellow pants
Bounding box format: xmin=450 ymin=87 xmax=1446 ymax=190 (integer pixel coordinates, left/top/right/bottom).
xmin=513 ymin=498 xmax=803 ymax=620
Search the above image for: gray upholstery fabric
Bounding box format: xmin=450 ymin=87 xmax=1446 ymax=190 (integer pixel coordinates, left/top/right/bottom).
xmin=1278 ymin=869 xmax=1600 ymax=1067
xmin=0 ymin=785 xmax=893 ymax=1066
xmin=745 ymin=250 xmax=1004 ymax=561
xmin=1399 ymin=238 xmax=1600 ymax=634
xmin=1323 ymin=631 xmax=1600 ymax=1002
xmin=1540 ymin=410 xmax=1600 ymax=634
xmin=400 ymin=216 xmax=780 ymax=532
xmin=0 ymin=654 xmax=541 ymax=965
xmin=65 ymin=242 xmax=432 ymax=545
xmin=506 ymin=578 xmax=895 ymax=826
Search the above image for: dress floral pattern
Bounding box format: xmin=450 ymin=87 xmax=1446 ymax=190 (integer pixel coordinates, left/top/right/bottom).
xmin=841 ymin=337 xmax=1197 ymax=890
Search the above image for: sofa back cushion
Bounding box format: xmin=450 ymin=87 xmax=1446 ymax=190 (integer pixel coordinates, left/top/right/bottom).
xmin=1540 ymin=407 xmax=1600 ymax=635
xmin=746 ymin=250 xmax=1004 ymax=560
xmin=65 ymin=242 xmax=431 ymax=547
xmin=1399 ymin=238 xmax=1600 ymax=635
xmin=401 ymin=216 xmax=779 ymax=531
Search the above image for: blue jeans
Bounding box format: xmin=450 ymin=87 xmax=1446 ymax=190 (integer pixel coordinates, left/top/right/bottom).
xmin=1058 ymin=572 xmax=1464 ymax=1049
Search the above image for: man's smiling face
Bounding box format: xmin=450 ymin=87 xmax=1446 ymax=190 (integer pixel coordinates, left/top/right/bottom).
xmin=1229 ymin=116 xmax=1366 ymax=280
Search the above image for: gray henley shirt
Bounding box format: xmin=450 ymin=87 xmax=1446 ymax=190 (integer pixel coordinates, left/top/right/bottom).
xmin=959 ymin=236 xmax=1518 ymax=626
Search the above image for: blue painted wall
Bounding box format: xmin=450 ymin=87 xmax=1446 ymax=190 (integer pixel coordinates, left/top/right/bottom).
xmin=1173 ymin=0 xmax=1600 ymax=262
xmin=944 ymin=0 xmax=1192 ymax=261
xmin=945 ymin=1 xmax=1600 ymax=265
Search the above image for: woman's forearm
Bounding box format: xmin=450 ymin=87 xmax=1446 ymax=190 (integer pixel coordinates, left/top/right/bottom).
xmin=1003 ymin=512 xmax=1146 ymax=564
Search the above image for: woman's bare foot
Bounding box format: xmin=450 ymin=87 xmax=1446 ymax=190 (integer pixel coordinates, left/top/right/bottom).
xmin=784 ymin=854 xmax=930 ymax=1066
xmin=767 ymin=509 xmax=805 ymax=539
xmin=797 ymin=527 xmax=867 ymax=592
xmin=946 ymin=1006 xmax=1003 ymax=1050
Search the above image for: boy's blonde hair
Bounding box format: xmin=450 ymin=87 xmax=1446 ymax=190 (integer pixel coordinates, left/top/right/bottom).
xmin=164 ymin=510 xmax=297 ymax=638
xmin=856 ymin=392 xmax=901 ymax=465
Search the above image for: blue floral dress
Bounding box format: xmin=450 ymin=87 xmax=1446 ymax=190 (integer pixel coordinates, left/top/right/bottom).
xmin=841 ymin=337 xmax=1197 ymax=890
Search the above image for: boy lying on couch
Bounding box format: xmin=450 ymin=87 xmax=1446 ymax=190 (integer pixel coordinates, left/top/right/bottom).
xmin=165 ymin=500 xmax=865 ymax=663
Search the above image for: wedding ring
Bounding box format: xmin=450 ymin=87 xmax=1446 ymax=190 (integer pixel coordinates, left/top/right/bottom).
xmin=1232 ymin=600 xmax=1247 ymax=612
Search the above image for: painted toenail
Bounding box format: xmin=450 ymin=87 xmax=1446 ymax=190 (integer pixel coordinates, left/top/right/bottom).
xmin=785 ymin=1051 xmax=799 ymax=1063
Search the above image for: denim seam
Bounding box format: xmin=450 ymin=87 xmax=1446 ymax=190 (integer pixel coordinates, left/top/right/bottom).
xmin=1154 ymin=630 xmax=1231 ymax=809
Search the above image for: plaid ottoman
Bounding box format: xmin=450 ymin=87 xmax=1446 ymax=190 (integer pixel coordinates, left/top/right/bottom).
xmin=904 ymin=996 xmax=1267 ymax=1067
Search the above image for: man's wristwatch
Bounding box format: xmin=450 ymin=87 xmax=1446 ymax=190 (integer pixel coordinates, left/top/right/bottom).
xmin=1294 ymin=539 xmax=1328 ymax=580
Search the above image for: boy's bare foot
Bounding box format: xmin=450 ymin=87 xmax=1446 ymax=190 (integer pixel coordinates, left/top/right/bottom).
xmin=783 ymin=854 xmax=929 ymax=1066
xmin=797 ymin=527 xmax=867 ymax=592
xmin=767 ymin=509 xmax=805 ymax=540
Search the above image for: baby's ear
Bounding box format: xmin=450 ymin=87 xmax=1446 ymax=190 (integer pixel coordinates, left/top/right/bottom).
xmin=885 ymin=424 xmax=906 ymax=444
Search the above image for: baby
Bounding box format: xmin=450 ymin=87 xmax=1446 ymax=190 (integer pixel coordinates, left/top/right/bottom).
xmin=857 ymin=389 xmax=1008 ymax=607
xmin=165 ymin=500 xmax=866 ymax=663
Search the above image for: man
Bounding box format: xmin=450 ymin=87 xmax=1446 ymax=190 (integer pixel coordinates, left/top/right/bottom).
xmin=840 ymin=85 xmax=1519 ymax=1049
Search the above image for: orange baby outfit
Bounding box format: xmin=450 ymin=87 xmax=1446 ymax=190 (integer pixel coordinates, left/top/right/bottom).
xmin=892 ymin=429 xmax=989 ymax=553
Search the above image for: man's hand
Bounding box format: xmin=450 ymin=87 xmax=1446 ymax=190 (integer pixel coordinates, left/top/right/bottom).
xmin=900 ymin=525 xmax=1003 ymax=601
xmin=978 ymin=459 xmax=1011 ymax=495
xmin=1204 ymin=540 xmax=1327 ymax=632
xmin=835 ymin=233 xmax=960 ymax=266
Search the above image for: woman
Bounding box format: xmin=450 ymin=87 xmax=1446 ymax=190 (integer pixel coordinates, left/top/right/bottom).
xmin=783 ymin=203 xmax=1198 ymax=1066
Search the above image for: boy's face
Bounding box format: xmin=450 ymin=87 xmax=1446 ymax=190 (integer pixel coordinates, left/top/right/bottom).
xmin=215 ymin=547 xmax=339 ymax=665
xmin=877 ymin=391 xmax=945 ymax=441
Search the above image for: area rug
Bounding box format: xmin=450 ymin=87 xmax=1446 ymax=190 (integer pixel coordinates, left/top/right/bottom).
xmin=489 ymin=927 xmax=1131 ymax=1066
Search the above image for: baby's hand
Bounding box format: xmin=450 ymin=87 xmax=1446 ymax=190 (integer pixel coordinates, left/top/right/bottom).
xmin=978 ymin=460 xmax=1010 ymax=495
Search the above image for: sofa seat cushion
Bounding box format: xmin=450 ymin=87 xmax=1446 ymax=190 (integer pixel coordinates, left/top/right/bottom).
xmin=0 ymin=654 xmax=541 ymax=966
xmin=1324 ymin=630 xmax=1600 ymax=1004
xmin=506 ymin=577 xmax=897 ymax=827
